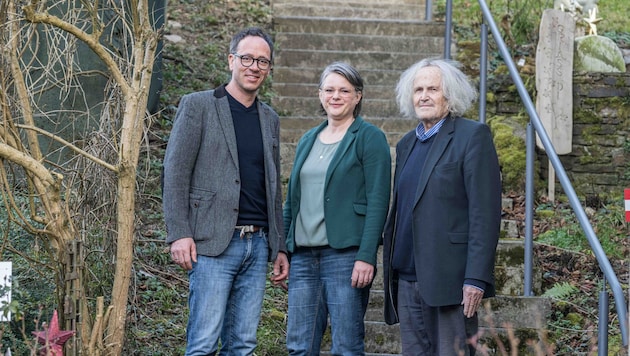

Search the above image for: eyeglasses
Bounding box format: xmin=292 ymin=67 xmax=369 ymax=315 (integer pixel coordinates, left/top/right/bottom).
xmin=320 ymin=88 xmax=358 ymax=98
xmin=232 ymin=53 xmax=271 ymax=70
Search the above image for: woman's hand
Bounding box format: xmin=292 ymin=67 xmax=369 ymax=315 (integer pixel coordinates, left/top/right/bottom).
xmin=351 ymin=260 xmax=374 ymax=288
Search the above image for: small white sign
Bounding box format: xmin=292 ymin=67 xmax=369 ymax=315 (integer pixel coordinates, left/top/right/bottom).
xmin=0 ymin=262 xmax=12 ymax=322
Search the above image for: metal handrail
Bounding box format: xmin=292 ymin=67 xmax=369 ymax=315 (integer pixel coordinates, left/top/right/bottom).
xmin=435 ymin=0 xmax=629 ymax=348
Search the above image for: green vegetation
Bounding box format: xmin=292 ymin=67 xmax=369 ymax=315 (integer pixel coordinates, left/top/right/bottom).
xmin=536 ymin=198 xmax=628 ymax=259
xmin=441 ymin=0 xmax=630 ymax=44
xmin=2 ymin=0 xmax=627 ymax=354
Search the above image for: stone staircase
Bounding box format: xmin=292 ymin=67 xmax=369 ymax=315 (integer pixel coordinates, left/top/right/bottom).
xmin=271 ymin=0 xmax=445 ymax=178
xmin=271 ymin=0 xmax=553 ymax=354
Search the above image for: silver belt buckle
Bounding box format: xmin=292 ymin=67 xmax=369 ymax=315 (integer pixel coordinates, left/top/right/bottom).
xmin=236 ymin=225 xmax=256 ymax=238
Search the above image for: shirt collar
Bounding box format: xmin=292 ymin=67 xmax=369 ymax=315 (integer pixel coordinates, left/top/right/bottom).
xmin=415 ymin=118 xmax=446 ymax=142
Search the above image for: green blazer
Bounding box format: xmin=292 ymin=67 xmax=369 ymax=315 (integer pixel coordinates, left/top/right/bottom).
xmin=283 ymin=116 xmax=391 ymax=266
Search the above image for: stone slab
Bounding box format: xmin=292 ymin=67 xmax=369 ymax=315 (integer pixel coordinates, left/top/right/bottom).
xmin=535 ymin=9 xmax=575 ymax=154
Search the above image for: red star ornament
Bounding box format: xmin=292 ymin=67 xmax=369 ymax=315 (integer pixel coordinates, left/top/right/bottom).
xmin=32 ymin=310 xmax=75 ymax=356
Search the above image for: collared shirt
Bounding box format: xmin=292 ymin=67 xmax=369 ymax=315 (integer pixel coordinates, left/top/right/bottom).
xmin=415 ymin=117 xmax=446 ymax=142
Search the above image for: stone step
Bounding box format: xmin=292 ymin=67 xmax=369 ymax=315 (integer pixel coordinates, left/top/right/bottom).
xmin=494 ymin=239 xmax=544 ymax=296
xmin=279 ymin=117 xmax=415 ymax=133
xmin=364 ymin=321 xmax=403 ymax=354
xmin=480 ymin=295 xmax=552 ymax=331
xmin=271 ymin=15 xmax=447 ymax=125
xmin=275 ymin=32 xmax=444 ymax=54
xmin=366 ymin=290 xmax=386 ymax=322
xmin=273 ymin=3 xmax=424 ymax=20
xmin=360 ymin=295 xmax=551 ymax=355
xmin=272 ymin=82 xmax=396 ymax=100
xmin=274 ymin=49 xmax=442 ymax=70
xmin=365 ymin=240 xmax=539 ymax=299
xmin=273 ymin=17 xmax=445 ymax=37
xmin=321 ymin=353 xmax=401 ymax=356
xmin=478 ymin=296 xmax=552 ymax=353
xmin=273 ymin=0 xmax=422 ymax=6
xmin=272 ymin=67 xmax=404 ymax=87
xmin=323 ymin=296 xmax=550 ymax=355
xmin=279 ymin=119 xmax=412 ymax=141
xmin=273 ymin=96 xmax=401 ymax=117
xmin=478 ymin=327 xmax=548 ymax=355
xmin=320 ymin=321 xmax=402 ymax=355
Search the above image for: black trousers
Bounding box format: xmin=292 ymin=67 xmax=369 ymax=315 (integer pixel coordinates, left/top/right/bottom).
xmin=397 ymin=279 xmax=478 ymax=356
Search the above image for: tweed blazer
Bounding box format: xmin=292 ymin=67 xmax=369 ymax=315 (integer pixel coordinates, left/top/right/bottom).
xmin=383 ymin=116 xmax=502 ymax=324
xmin=283 ymin=116 xmax=391 ymax=266
xmin=162 ymin=86 xmax=286 ymax=261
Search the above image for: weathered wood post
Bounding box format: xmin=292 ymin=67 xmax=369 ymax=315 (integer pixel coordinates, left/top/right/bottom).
xmin=535 ymin=9 xmax=575 ymax=202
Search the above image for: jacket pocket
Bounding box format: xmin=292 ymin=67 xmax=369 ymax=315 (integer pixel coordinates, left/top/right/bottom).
xmin=353 ymin=203 xmax=367 ymax=216
xmin=189 ymin=188 xmax=217 ymax=240
xmin=433 ymin=162 xmax=461 ymax=198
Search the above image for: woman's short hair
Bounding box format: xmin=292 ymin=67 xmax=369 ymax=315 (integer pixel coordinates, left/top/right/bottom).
xmin=396 ymin=58 xmax=477 ymax=119
xmin=318 ymin=62 xmax=364 ymax=118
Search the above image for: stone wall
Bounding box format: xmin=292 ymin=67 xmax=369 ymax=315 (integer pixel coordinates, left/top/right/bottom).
xmin=487 ymin=72 xmax=630 ymax=198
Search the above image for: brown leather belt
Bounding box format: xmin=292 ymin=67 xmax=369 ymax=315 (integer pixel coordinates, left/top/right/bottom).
xmin=235 ymin=225 xmax=264 ymax=238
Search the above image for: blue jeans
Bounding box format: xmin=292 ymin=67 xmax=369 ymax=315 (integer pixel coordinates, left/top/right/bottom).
xmin=185 ymin=229 xmax=269 ymax=356
xmin=286 ymin=247 xmax=369 ymax=356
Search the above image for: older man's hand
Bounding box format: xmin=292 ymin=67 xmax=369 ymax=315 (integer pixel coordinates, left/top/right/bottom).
xmin=461 ymin=285 xmax=484 ymax=318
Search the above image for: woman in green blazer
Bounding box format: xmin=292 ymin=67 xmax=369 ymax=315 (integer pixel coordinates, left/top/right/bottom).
xmin=283 ymin=62 xmax=391 ymax=355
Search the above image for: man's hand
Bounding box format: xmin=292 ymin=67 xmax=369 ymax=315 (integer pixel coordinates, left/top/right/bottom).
xmin=170 ymin=237 xmax=197 ymax=270
xmin=271 ymin=252 xmax=289 ymax=290
xmin=351 ymin=260 xmax=374 ymax=288
xmin=461 ymin=285 xmax=484 ymax=318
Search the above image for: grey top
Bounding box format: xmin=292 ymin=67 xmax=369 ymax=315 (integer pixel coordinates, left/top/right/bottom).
xmin=295 ymin=138 xmax=340 ymax=247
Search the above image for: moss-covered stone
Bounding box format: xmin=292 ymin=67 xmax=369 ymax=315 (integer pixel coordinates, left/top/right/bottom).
xmin=536 ymin=210 xmax=555 ymax=218
xmin=486 ymin=72 xmax=630 ymax=197
xmin=487 ymin=116 xmax=535 ymax=192
xmin=574 ymin=35 xmax=626 ymax=73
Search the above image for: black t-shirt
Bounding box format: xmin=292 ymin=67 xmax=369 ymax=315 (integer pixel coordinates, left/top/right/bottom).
xmin=227 ymin=92 xmax=268 ymax=227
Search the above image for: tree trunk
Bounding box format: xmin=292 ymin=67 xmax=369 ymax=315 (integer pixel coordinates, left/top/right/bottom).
xmin=105 ymin=6 xmax=157 ymax=348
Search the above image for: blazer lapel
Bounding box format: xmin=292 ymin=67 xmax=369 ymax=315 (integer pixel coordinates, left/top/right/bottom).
xmin=325 ymin=117 xmax=361 ymax=187
xmin=257 ymin=102 xmax=273 ymax=165
xmin=214 ymin=91 xmax=240 ymax=166
xmin=414 ymin=117 xmax=455 ymax=205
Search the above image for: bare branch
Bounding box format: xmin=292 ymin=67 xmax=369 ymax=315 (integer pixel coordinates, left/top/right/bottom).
xmin=0 ymin=142 xmax=61 ymax=186
xmin=22 ymin=3 xmax=132 ymax=97
xmin=16 ymin=124 xmax=119 ymax=173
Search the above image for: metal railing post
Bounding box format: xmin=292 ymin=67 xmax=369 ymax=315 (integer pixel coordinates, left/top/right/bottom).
xmin=444 ymin=0 xmax=452 ymax=59
xmin=524 ymin=122 xmax=535 ymax=296
xmin=598 ymin=276 xmax=609 ymax=356
xmin=478 ymin=23 xmax=488 ymax=124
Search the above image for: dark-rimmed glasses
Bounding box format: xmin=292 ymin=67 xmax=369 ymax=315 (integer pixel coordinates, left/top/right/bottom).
xmin=232 ymin=53 xmax=271 ymax=70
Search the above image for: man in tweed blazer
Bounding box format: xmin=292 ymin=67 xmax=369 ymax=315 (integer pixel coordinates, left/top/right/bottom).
xmin=162 ymin=27 xmax=289 ymax=356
